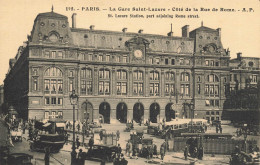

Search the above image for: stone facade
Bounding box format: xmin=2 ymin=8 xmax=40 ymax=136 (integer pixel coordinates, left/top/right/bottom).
xmin=4 ymin=11 xmax=259 ymax=123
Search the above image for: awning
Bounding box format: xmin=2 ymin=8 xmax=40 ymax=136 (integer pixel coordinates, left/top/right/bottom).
xmin=43 ymin=123 xmax=51 ymax=127
xmin=56 ymin=123 xmax=65 ymax=127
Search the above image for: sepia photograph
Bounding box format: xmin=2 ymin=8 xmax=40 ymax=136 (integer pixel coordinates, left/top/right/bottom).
xmin=0 ymin=0 xmax=259 ymax=164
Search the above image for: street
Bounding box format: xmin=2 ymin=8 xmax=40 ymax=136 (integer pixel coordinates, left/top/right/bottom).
xmin=6 ymin=122 xmax=243 ymax=165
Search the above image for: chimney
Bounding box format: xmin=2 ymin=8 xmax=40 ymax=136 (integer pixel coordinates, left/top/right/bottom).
xmin=72 ymin=13 xmax=77 ymax=28
xmin=90 ymin=25 xmax=95 ymax=30
xmin=122 ymin=28 xmax=127 ymax=33
xmin=182 ymin=25 xmax=190 ymax=37
xmin=167 ymin=23 xmax=173 ymax=37
xmin=138 ymin=29 xmax=143 ymax=33
xmin=237 ymin=52 xmax=242 ymax=60
xmin=217 ymin=28 xmax=221 ymax=38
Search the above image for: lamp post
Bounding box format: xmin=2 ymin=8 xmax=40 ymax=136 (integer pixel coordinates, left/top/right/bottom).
xmin=189 ymin=102 xmax=194 ymax=133
xmin=70 ymin=89 xmax=78 ymax=165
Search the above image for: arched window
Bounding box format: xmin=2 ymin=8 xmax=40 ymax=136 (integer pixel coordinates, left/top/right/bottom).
xmin=44 ymin=67 xmax=63 ymax=94
xmin=150 ymin=71 xmax=160 ymax=96
xmin=99 ymin=69 xmax=110 ymax=95
xmin=133 ymin=70 xmax=143 ymax=95
xmin=81 ymin=68 xmax=93 ymax=95
xmin=117 ymin=70 xmax=127 ymax=95
xmin=165 ymin=71 xmax=175 ymax=96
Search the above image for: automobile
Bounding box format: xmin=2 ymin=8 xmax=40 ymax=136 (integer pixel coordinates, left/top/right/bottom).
xmin=29 ymin=134 xmax=65 ymax=153
xmin=84 ymin=144 xmax=119 ymax=162
xmin=11 ymin=130 xmax=23 ymax=142
xmin=88 ymin=122 xmax=102 ymax=128
xmin=1 ymin=153 xmax=33 ymax=165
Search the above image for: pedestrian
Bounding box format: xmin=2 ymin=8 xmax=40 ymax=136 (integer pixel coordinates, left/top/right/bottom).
xmin=76 ymin=136 xmax=80 ymax=149
xmin=89 ymin=136 xmax=94 ymax=150
xmin=160 ymin=145 xmax=165 ymax=161
xmin=116 ymin=130 xmax=120 ymax=141
xmin=78 ymin=149 xmax=85 ymax=165
xmin=99 ymin=130 xmax=103 ymax=141
xmin=220 ymin=126 xmax=223 ymax=134
xmin=125 ymin=141 xmax=130 ymax=156
xmin=184 ymin=146 xmax=188 ymax=160
xmin=65 ymin=133 xmax=69 ymax=145
xmin=77 ymin=123 xmax=80 ymax=132
xmin=44 ymin=147 xmax=50 ymax=165
xmin=118 ymin=144 xmax=122 ymax=156
xmin=216 ymin=125 xmax=219 ymax=133
xmin=198 ymin=146 xmax=203 ymax=160
xmin=153 ymin=144 xmax=158 ymax=158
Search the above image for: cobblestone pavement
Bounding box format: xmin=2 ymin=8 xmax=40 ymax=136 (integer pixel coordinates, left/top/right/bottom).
xmin=8 ymin=123 xmax=250 ymax=165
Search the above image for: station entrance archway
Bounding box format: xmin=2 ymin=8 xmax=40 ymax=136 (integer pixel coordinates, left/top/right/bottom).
xmin=133 ymin=103 xmax=144 ymax=123
xmin=99 ymin=102 xmax=110 ymax=123
xmin=81 ymin=102 xmax=93 ymax=122
xmin=116 ymin=102 xmax=127 ymax=123
xmin=165 ymin=103 xmax=176 ymax=122
xmin=149 ymin=103 xmax=160 ymax=123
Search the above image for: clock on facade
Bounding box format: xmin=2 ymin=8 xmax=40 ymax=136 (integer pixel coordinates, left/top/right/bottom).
xmin=134 ymin=49 xmax=143 ymax=58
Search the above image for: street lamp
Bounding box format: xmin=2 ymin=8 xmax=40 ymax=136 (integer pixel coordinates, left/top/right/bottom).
xmin=70 ymin=89 xmax=78 ymax=165
xmin=189 ymin=102 xmax=194 ymax=133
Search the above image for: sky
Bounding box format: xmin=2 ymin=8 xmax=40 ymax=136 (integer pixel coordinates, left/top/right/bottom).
xmin=0 ymin=0 xmax=259 ymax=84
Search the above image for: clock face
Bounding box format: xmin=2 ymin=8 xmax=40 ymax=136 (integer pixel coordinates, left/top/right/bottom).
xmin=134 ymin=50 xmax=143 ymax=58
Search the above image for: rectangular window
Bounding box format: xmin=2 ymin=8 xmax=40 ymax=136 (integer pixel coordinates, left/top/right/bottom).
xmin=57 ymin=111 xmax=63 ymax=118
xmin=51 ymin=51 xmax=56 ymax=58
xmin=87 ymin=81 xmax=92 ymax=94
xmin=105 ymin=70 xmax=110 ymax=79
xmin=211 ymin=117 xmax=215 ymax=121
xmin=51 ymin=97 xmax=56 ymax=105
xmin=58 ymin=80 xmax=63 ymax=92
xmin=133 ymin=83 xmax=138 ymax=94
xmin=165 ymin=84 xmax=169 ymax=93
xmin=165 ymin=58 xmax=168 ymax=65
xmin=155 ymin=83 xmax=159 ymax=95
xmin=138 ymin=72 xmax=143 ymax=80
xmin=51 ymin=111 xmax=56 ymax=119
xmin=122 ymin=82 xmax=127 ymax=94
xmin=117 ymin=82 xmax=121 ymax=93
xmin=171 ymin=59 xmax=175 ymax=65
xmin=99 ymin=55 xmax=103 ymax=61
xmin=215 ymin=61 xmax=219 ymax=66
xmin=51 ymin=80 xmax=56 ymax=93
xmin=185 ymin=84 xmax=190 ymax=96
xmin=44 ymin=111 xmax=49 ymax=119
xmin=116 ymin=56 xmax=120 ymax=62
xmin=234 ymin=74 xmax=237 ymax=81
xmin=205 ymin=60 xmax=209 ymax=66
xmin=149 ymin=58 xmax=153 ymax=64
xmin=170 ymin=84 xmax=175 ymax=94
xmin=104 ymin=82 xmax=110 ymax=94
xmin=205 ymin=100 xmax=210 ymax=106
xmin=197 ymin=84 xmax=201 ymax=94
xmin=180 ymin=58 xmax=184 ymax=65
xmin=58 ymin=52 xmax=63 ymax=58
xmin=210 ymin=60 xmax=214 ymax=66
xmin=205 ymin=85 xmax=209 ymax=94
xmin=86 ymin=69 xmax=92 ymax=78
xmin=215 ymin=100 xmax=219 ymax=107
xmin=45 ymin=51 xmax=50 ymax=58
xmin=81 ymin=69 xmax=86 ymax=78
xmin=58 ymin=98 xmax=63 ymax=105
xmin=216 ymin=111 xmax=220 ymax=115
xmin=33 ymin=78 xmax=38 ymax=91
xmin=123 ymin=56 xmax=127 ymax=63
xmin=216 ymin=117 xmax=220 ymax=121
xmin=180 ymin=84 xmax=185 ymax=95
xmin=206 ymin=111 xmax=210 ymax=115
xmin=155 ymin=58 xmax=160 ymax=64
xmin=251 ymin=75 xmax=257 ymax=83
xmin=88 ymin=54 xmax=93 ymax=61
xmin=214 ymin=85 xmax=219 ymax=95
xmin=210 ymin=85 xmax=214 ymax=95
xmin=150 ymin=84 xmax=154 ymax=94
xmin=69 ymin=79 xmax=73 ymax=92
xmin=44 ymin=80 xmax=50 ymax=91
xmin=106 ymin=55 xmax=110 ymax=62
xmin=211 ymin=111 xmax=215 ymax=115
xmin=45 ymin=97 xmax=50 ymax=105
xmin=210 ymin=100 xmax=214 ymax=106
xmin=81 ymin=80 xmax=86 ymax=94
xmin=99 ymin=82 xmax=104 ymax=93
